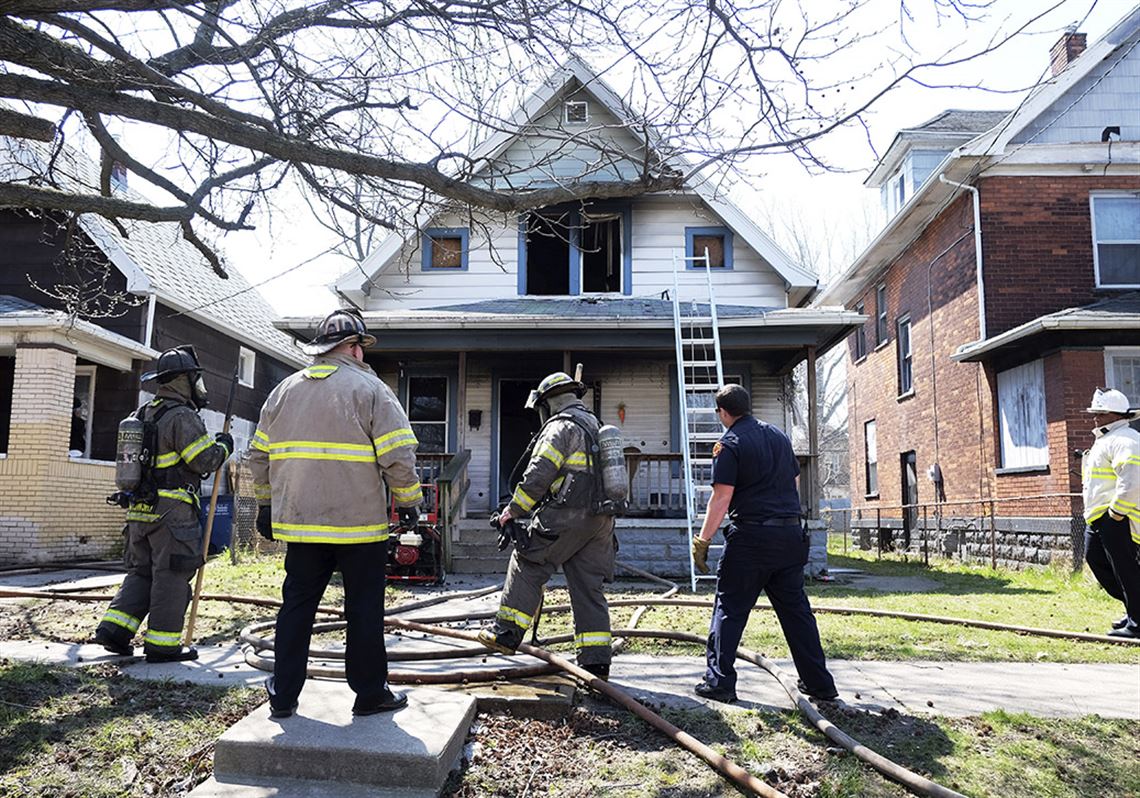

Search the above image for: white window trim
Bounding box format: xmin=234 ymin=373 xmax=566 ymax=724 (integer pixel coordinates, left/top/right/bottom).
xmin=1090 ymin=192 xmax=1140 ymax=289
xmin=73 ymin=365 xmax=96 ymax=458
xmin=996 ymin=359 xmax=1049 ymax=469
xmin=408 ymin=374 xmax=449 ymax=454
xmin=238 ymin=346 xmax=256 ymax=388
xmin=897 ymin=314 xmax=913 ymax=396
xmin=564 ymin=100 xmax=589 ymax=125
xmin=1105 ymin=346 xmax=1140 ymax=404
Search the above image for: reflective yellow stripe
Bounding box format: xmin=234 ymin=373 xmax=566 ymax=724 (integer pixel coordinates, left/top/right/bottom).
xmin=270 ymin=452 xmax=377 ymax=462
xmin=574 ymin=631 xmax=612 ymax=648
xmin=102 ymin=609 xmax=140 ymax=633
xmin=155 ymin=451 xmax=180 ymax=469
xmin=551 ymin=476 xmax=565 ymax=492
xmin=180 ymin=433 xmax=214 ymax=462
xmin=536 ymin=442 xmax=565 ymax=468
xmin=126 ymin=502 xmax=161 ymax=522
xmin=512 ymin=486 xmax=536 ymax=512
xmin=269 ymin=440 xmax=377 ymax=462
xmin=253 ymin=483 xmax=272 ymax=500
xmin=252 ymin=429 xmax=270 ymax=452
xmin=143 ymin=629 xmax=181 ymax=648
xmin=374 ymin=428 xmax=418 ymax=457
xmin=497 ymin=605 xmax=533 ymax=630
xmin=565 ymin=451 xmax=588 ymax=468
xmin=303 ymin=365 xmax=339 ymax=380
xmin=272 ymin=521 xmax=389 ymax=544
xmin=1090 ymin=468 xmax=1116 ymax=476
xmin=158 ymin=489 xmax=194 ymax=505
xmin=391 ymin=483 xmax=424 ymax=500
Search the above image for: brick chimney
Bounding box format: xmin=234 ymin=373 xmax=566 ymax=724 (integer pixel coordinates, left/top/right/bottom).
xmin=1050 ymin=30 xmax=1087 ymax=76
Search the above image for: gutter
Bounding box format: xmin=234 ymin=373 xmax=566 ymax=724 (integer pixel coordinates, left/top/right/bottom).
xmin=952 ymin=314 xmax=1140 ymax=361
xmin=938 ymin=174 xmax=986 ymax=340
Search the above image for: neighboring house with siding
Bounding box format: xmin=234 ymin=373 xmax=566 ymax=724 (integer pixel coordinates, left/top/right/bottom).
xmin=280 ymin=57 xmax=861 ymax=576
xmin=0 ymin=139 xmax=305 ymax=564
xmin=816 ymin=11 xmax=1140 ymax=566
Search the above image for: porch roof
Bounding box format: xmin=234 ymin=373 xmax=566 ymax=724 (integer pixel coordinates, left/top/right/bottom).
xmin=0 ymin=295 xmax=159 ymax=370
xmin=278 ymin=299 xmax=863 ymax=366
xmin=953 ymin=292 xmax=1140 ymax=363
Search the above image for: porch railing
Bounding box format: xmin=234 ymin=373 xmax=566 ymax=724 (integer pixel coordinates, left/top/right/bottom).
xmin=434 ymin=450 xmax=471 ymax=570
xmin=625 ymin=453 xmax=686 ymax=517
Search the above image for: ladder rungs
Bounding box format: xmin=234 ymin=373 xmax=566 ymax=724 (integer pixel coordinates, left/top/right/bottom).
xmin=683 ymin=316 xmax=713 ymax=324
xmin=684 ymin=361 xmax=719 ymax=368
xmin=687 ymin=406 xmax=718 ymax=414
xmin=689 ymin=458 xmax=713 ymax=466
xmin=688 ymin=432 xmax=721 ymax=441
xmin=680 ymin=337 xmax=711 ymax=345
xmin=684 ymin=384 xmax=719 ymax=391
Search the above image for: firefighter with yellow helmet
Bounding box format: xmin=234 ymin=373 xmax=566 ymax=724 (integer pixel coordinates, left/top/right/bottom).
xmin=479 ymin=371 xmax=622 ymax=679
xmin=94 ymin=345 xmax=232 ymax=662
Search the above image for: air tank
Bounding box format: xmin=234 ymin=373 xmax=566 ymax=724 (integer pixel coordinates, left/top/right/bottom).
xmin=596 ymin=424 xmax=628 ymax=502
xmin=114 ymin=415 xmax=145 ymax=492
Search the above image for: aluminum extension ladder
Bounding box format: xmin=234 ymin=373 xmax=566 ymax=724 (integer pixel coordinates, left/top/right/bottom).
xmin=671 ymin=248 xmax=725 ymax=591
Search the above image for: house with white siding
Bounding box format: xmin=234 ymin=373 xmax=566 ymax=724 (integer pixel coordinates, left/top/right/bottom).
xmin=283 ymin=57 xmax=861 ymax=575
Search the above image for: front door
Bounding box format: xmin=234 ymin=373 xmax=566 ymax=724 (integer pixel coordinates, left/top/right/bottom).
xmin=497 ymin=379 xmax=543 ymax=503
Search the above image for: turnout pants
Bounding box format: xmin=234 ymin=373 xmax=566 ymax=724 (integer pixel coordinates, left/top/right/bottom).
xmin=1086 ymin=515 xmax=1140 ymax=626
xmin=272 ymin=541 xmax=389 ymax=708
xmin=96 ymin=498 xmax=202 ymax=655
xmin=705 ymin=523 xmax=835 ymax=696
xmin=492 ymin=513 xmax=615 ymax=666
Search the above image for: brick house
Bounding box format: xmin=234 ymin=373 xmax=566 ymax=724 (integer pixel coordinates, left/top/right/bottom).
xmin=816 ymin=10 xmax=1140 ymax=566
xmin=0 ymin=138 xmax=305 ymax=565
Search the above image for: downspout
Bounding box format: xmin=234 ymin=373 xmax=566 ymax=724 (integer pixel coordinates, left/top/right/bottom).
xmin=938 ymin=175 xmax=986 ymax=340
xmin=143 ymin=291 xmax=157 ymax=349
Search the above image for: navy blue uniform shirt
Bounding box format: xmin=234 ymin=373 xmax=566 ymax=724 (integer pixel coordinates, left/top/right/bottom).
xmin=711 ymin=414 xmax=802 ymax=522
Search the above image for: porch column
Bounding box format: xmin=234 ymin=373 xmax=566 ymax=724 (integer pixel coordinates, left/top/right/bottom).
xmin=457 ymin=351 xmax=467 ymax=453
xmin=806 ymin=345 xmax=819 ymax=520
xmin=8 ymin=343 xmax=76 ymax=460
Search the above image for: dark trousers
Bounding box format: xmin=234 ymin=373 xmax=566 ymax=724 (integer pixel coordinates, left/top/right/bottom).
xmin=705 ymin=523 xmax=835 ymax=695
xmin=273 ymin=541 xmax=388 ymax=708
xmin=1085 ymin=515 xmax=1140 ymax=626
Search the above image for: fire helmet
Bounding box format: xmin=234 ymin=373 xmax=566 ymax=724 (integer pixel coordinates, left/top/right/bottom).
xmin=302 ymin=309 xmax=376 ymax=356
xmin=525 ymin=371 xmax=586 ymax=411
xmin=1086 ymin=388 xmax=1138 ymax=418
xmin=142 ymin=345 xmax=203 ymax=384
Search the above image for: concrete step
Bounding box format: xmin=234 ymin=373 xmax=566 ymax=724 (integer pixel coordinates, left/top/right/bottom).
xmin=189 ymin=776 xmax=435 ymax=797
xmin=449 ymin=555 xmax=508 ymax=574
xmin=448 ymin=540 xmax=505 ymax=558
xmin=211 ymin=682 xmax=475 ymax=793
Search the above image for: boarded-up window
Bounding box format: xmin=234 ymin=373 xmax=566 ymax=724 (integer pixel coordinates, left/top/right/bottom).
xmin=864 ymin=419 xmax=878 ymax=496
xmin=408 ymin=376 xmax=447 ymax=453
xmin=997 ymin=360 xmax=1048 ymax=468
xmin=422 ymin=228 xmax=468 ymax=270
xmin=692 ymin=235 xmax=726 ymax=268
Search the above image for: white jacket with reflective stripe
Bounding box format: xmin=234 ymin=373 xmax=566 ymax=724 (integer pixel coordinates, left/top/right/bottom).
xmin=248 ymin=352 xmax=422 ymax=544
xmin=1082 ymin=420 xmax=1140 ymax=544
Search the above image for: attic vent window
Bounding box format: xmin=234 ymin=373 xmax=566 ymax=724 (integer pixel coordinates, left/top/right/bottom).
xmin=564 ymin=101 xmax=589 ymax=125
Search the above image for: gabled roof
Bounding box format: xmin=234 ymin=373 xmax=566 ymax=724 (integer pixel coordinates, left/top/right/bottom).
xmin=338 ymin=56 xmax=814 ymax=302
xmin=865 ymin=109 xmax=1010 ymax=187
xmin=816 ymin=6 xmax=1140 ymax=311
xmin=0 ymin=137 xmax=306 ymax=368
xmin=0 ymin=294 xmax=157 ymax=370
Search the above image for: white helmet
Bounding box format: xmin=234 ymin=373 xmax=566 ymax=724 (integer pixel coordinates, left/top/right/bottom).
xmin=1086 ymin=388 xmax=1138 ymax=417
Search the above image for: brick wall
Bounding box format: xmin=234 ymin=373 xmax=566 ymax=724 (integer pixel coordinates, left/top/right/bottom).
xmin=981 ymin=175 xmax=1140 ymax=336
xmin=0 ymin=344 xmax=124 ymax=564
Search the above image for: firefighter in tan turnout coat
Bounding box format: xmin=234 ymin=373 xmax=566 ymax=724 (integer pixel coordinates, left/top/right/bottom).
xmin=94 ymin=346 xmax=232 ymax=663
xmin=249 ymin=309 xmax=422 ymax=718
xmin=479 ymin=372 xmax=616 ymax=678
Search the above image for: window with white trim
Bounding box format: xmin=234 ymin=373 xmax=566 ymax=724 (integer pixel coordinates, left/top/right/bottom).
xmin=875 ymin=284 xmax=888 ymax=345
xmin=1106 ymin=347 xmax=1140 ymax=408
xmin=1091 ymin=194 xmax=1140 ymax=287
xmin=564 ymin=100 xmax=589 ymax=125
xmin=854 ymin=301 xmax=867 ymax=360
xmin=997 ymin=359 xmax=1048 ymax=468
xmin=897 ymin=315 xmax=913 ymax=395
xmin=408 ymin=376 xmax=448 ymax=453
xmin=71 ymin=366 xmax=96 ymax=458
xmin=238 ymin=347 xmax=256 ymax=388
xmin=864 ymin=419 xmax=878 ymax=496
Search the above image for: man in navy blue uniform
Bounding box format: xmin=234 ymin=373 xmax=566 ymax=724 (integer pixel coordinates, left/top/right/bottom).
xmin=690 ymin=384 xmax=837 ymax=703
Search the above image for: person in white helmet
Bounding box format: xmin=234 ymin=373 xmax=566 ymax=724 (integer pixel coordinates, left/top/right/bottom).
xmin=1080 ymin=388 xmax=1140 ymax=638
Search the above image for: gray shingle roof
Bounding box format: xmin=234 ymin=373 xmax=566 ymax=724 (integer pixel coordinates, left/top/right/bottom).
xmin=0 ymin=137 xmax=305 ymax=367
xmin=0 ymin=294 xmax=44 ymax=314
xmin=909 ymin=109 xmax=1011 ymax=135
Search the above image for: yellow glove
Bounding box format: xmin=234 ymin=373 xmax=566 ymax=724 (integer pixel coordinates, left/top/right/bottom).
xmin=691 ymin=536 xmax=711 ymax=574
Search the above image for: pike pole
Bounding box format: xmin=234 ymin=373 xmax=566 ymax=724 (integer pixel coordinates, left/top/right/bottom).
xmin=184 ymin=366 xmax=240 ymax=646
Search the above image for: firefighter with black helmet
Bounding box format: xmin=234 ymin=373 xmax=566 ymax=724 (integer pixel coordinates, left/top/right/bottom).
xmin=249 ymin=308 xmax=422 ymax=718
xmin=478 ymin=371 xmax=617 ymax=679
xmin=94 ymin=345 xmax=232 ymax=662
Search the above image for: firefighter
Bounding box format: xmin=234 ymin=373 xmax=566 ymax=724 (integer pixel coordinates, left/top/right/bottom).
xmin=478 ymin=371 xmax=616 ymax=679
xmin=250 ymin=309 xmax=422 ymax=719
xmin=93 ymin=346 xmax=232 ymax=663
xmin=1081 ymin=388 xmax=1140 ymax=638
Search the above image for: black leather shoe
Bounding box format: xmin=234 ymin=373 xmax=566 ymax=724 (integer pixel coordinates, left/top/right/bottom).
xmin=796 ymin=678 xmax=838 ymax=701
xmin=145 ymin=647 xmax=198 ymax=663
xmin=694 ymin=681 xmax=737 ymax=703
xmin=1112 ymin=616 xmax=1130 ymax=630
xmin=353 ymin=690 xmax=408 ymax=716
xmin=94 ymin=629 xmax=133 ymax=657
xmin=1107 ymin=625 xmax=1140 ymax=639
xmin=582 ymin=663 xmax=610 ymax=680
xmin=264 ymin=677 xmax=298 ymax=718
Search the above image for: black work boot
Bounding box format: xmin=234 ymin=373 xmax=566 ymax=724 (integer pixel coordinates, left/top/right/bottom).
xmin=581 ymin=662 xmax=610 ymax=680
xmin=145 ymin=646 xmax=199 ymax=663
xmin=93 ymin=628 xmax=134 ymax=657
xmin=477 ymin=628 xmax=520 ymax=655
xmin=353 ymin=689 xmax=408 ymax=716
xmin=694 ymin=680 xmax=737 ymax=703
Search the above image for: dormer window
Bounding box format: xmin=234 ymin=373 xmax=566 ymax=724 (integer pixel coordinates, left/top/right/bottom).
xmin=564 ymin=101 xmax=589 ymax=125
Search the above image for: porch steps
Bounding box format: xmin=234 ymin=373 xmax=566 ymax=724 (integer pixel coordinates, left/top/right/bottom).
xmin=671 ymin=248 xmax=725 ymax=591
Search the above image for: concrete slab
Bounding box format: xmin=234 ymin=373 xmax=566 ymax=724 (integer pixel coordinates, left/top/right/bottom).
xmin=434 ymin=675 xmax=576 ymax=720
xmin=213 ymin=681 xmax=475 ymax=791
xmin=0 ymin=568 xmax=125 ymax=595
xmin=0 ymin=639 xmax=139 ymax=667
xmin=188 ymin=775 xmax=435 ymax=798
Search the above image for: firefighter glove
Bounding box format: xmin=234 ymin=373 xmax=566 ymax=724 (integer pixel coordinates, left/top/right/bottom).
xmin=691 ymin=536 xmax=711 ymax=574
xmin=214 ymin=432 xmax=234 ymax=456
xmin=397 ymin=506 xmax=419 ymax=529
xmin=256 ymin=505 xmax=273 ymax=541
